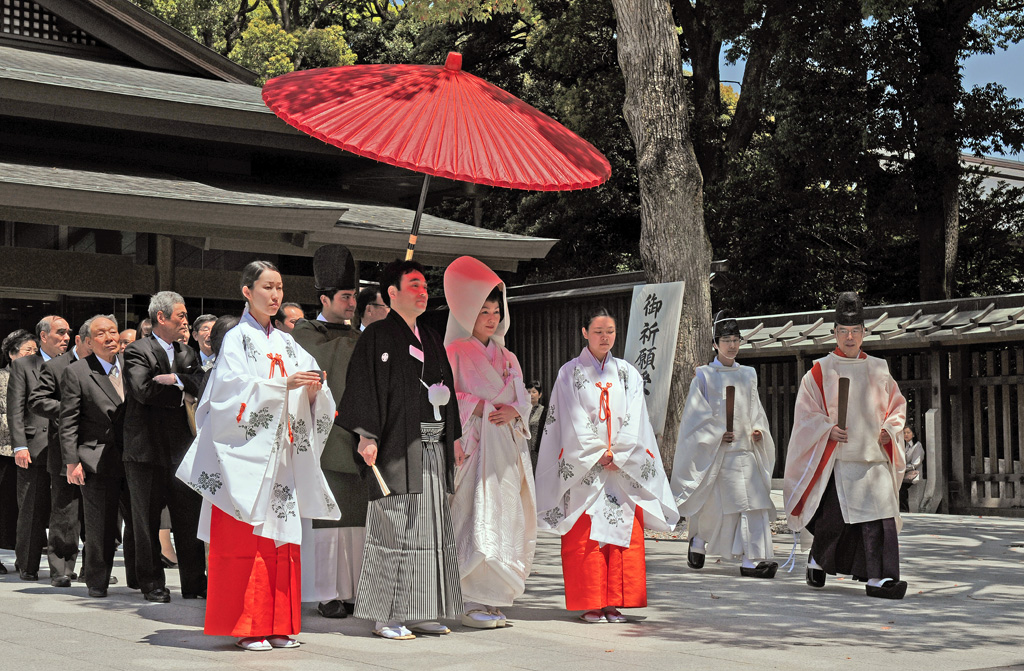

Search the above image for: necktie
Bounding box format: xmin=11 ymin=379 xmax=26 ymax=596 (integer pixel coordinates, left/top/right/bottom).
xmin=109 ymin=365 xmax=124 ymax=400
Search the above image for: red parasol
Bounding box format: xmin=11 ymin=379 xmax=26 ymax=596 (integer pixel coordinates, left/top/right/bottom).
xmin=262 ymin=52 xmax=611 ymax=259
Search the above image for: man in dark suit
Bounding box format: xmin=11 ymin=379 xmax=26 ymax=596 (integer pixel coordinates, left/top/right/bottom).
xmin=7 ymin=315 xmax=69 ymax=582
xmin=123 ymin=292 xmax=206 ymax=603
xmin=60 ymin=314 xmax=135 ymax=598
xmin=27 ymin=319 xmax=92 ymax=587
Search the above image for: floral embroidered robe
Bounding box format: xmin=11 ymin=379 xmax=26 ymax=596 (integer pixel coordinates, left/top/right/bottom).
xmin=176 ymin=308 xmax=340 ymax=546
xmin=536 ymin=348 xmax=678 ymax=548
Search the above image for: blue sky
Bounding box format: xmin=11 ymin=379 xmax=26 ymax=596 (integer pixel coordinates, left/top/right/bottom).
xmin=717 ymin=41 xmax=1024 ymax=159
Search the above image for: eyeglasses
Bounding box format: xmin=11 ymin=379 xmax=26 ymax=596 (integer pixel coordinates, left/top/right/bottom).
xmin=835 ymin=327 xmax=864 ymax=337
xmin=718 ymin=337 xmax=742 ymax=345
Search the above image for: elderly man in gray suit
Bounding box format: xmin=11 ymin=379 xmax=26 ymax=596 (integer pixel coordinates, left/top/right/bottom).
xmin=60 ymin=315 xmax=136 ymax=598
xmin=27 ymin=319 xmax=93 ymax=587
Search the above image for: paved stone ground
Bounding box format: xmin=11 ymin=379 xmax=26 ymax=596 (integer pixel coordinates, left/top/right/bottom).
xmin=2 ymin=511 xmax=1023 ymax=671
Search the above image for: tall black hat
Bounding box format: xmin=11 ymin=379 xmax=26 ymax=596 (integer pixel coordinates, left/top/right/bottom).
xmin=313 ymin=244 xmax=356 ymax=291
xmin=834 ymin=291 xmax=864 ymax=326
xmin=713 ymin=310 xmax=741 ymax=341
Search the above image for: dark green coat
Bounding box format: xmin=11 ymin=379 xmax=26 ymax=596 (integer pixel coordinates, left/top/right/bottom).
xmin=291 ymin=318 xmax=367 ymax=528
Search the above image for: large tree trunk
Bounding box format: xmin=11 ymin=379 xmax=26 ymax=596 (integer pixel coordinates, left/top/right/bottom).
xmin=609 ymin=0 xmax=713 ymax=467
xmin=912 ymin=1 xmax=973 ymax=299
xmin=673 ymin=0 xmax=723 ymax=186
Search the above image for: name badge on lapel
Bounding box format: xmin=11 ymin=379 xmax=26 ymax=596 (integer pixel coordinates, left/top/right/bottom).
xmin=409 ymin=345 xmax=425 ymax=362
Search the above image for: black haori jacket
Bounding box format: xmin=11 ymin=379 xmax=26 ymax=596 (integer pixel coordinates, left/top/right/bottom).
xmin=337 ymin=310 xmax=460 ymax=500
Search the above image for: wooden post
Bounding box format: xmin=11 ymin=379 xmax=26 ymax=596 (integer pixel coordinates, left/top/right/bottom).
xmin=948 ymin=346 xmax=968 ymax=512
xmin=156 ymin=234 xmax=174 ymax=292
xmin=923 ymin=348 xmax=949 ymax=513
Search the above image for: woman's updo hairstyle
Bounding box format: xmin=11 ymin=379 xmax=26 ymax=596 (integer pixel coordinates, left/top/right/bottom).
xmin=240 ymin=260 xmax=279 ymax=291
xmin=583 ymin=306 xmax=614 ymax=330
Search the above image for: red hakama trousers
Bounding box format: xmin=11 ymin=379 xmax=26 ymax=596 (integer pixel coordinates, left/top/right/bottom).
xmin=204 ymin=506 xmax=301 ymax=637
xmin=560 ymin=508 xmax=646 ymax=610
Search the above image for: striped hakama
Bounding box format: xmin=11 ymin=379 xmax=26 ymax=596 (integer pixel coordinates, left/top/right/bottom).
xmin=353 ymin=422 xmax=463 ymax=623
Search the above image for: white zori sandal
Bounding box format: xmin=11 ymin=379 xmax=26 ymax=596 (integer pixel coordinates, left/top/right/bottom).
xmin=235 ymin=637 xmax=272 ymax=651
xmin=266 ymin=635 xmax=300 ymax=648
xmin=487 ymin=607 xmax=507 ymax=627
xmin=373 ymin=623 xmax=416 ymax=640
xmin=407 ymin=620 xmax=451 ymax=635
xmin=462 ymin=609 xmax=500 ymax=629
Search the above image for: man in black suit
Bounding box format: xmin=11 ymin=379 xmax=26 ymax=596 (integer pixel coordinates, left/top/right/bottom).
xmin=28 ymin=320 xmax=93 ymax=587
xmin=7 ymin=315 xmax=69 ymax=582
xmin=123 ymin=292 xmax=206 ymax=603
xmin=60 ymin=314 xmax=135 ymax=598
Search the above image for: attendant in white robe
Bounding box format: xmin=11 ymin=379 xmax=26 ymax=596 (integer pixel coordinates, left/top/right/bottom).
xmin=672 ymin=311 xmax=777 ymax=578
xmin=784 ymin=292 xmax=908 ymax=600
xmin=176 ymin=260 xmax=340 ymax=650
xmin=443 ymin=256 xmax=537 ymax=629
xmin=536 ymin=308 xmax=678 ymax=623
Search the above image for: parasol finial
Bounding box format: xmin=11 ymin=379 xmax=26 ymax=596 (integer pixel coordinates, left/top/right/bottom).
xmin=444 ymin=52 xmax=462 ymax=71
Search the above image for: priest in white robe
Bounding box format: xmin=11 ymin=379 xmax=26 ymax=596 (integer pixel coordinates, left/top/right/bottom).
xmin=784 ymin=292 xmax=908 ymax=599
xmin=444 ymin=256 xmax=536 ymax=629
xmin=536 ymin=308 xmax=678 ymax=623
xmin=672 ymin=311 xmax=777 ymax=578
xmin=176 ymin=260 xmax=340 ymax=650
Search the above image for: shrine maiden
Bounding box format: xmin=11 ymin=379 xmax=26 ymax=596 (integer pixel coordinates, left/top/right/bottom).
xmin=177 ymin=260 xmax=339 ymax=650
xmin=443 ymin=256 xmax=536 ymax=629
xmin=536 ymin=308 xmax=678 ymax=623
xmin=672 ymin=311 xmax=778 ymax=578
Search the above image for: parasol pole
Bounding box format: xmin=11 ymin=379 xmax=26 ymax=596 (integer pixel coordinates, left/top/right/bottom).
xmin=405 ymin=173 xmax=433 ymax=260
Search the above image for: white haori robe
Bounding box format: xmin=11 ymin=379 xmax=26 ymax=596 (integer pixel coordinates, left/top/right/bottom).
xmin=447 ymin=337 xmax=537 ymax=606
xmin=784 ymin=351 xmax=906 ymax=533
xmin=536 ymin=348 xmax=679 ymax=548
xmin=671 ymin=359 xmax=776 ymax=560
xmin=176 ymin=308 xmax=340 ymax=546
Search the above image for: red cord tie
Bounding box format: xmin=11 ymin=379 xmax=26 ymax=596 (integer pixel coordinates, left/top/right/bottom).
xmin=267 ymin=353 xmax=287 ymax=379
xmin=265 ymin=354 xmax=293 ymax=442
xmin=236 ymin=403 xmax=246 ymax=423
xmin=596 ymin=382 xmax=613 ymax=450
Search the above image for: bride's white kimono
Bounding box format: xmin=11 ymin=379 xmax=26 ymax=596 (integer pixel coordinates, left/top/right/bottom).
xmin=671 ymin=359 xmax=776 ymax=560
xmin=536 ymin=347 xmax=678 ymax=548
xmin=447 ymin=339 xmax=537 ymax=606
xmin=176 ymin=307 xmax=340 ymax=546
xmin=443 ymin=255 xmax=537 ymax=608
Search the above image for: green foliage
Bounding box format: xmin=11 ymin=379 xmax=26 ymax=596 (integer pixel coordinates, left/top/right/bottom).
xmin=957 ymin=172 xmax=1024 ymax=296
xmin=401 ymin=0 xmax=531 ymax=23
xmin=297 ymin=25 xmax=358 ymax=69
xmin=229 ymin=18 xmax=299 ymax=82
xmin=128 ymin=0 xmax=1024 ymax=309
xmin=129 ymin=0 xmax=358 ymax=83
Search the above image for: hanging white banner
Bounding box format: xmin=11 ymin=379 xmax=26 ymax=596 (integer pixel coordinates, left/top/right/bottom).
xmin=623 ymin=281 xmax=685 ymax=437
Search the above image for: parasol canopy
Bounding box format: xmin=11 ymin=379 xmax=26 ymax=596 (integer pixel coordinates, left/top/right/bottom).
xmin=261 ymin=52 xmax=611 ymax=192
